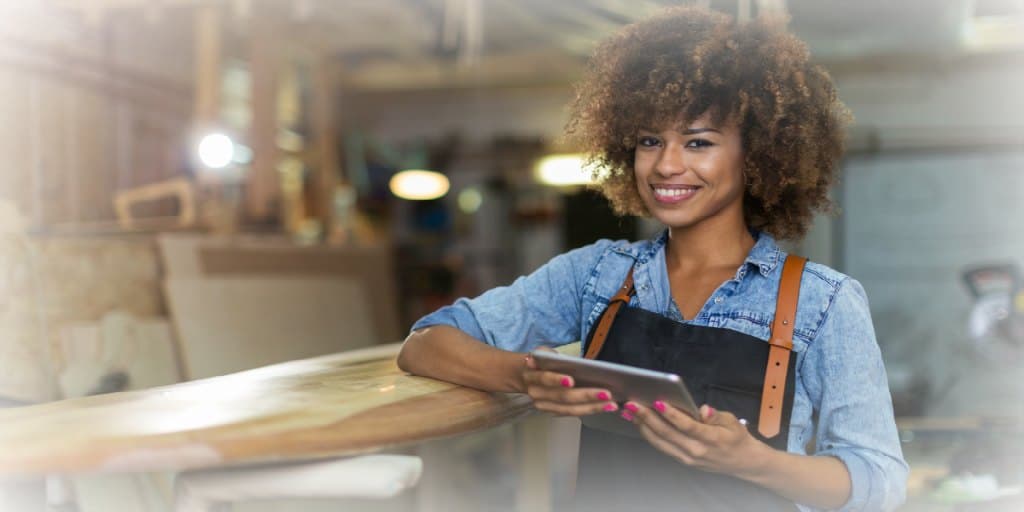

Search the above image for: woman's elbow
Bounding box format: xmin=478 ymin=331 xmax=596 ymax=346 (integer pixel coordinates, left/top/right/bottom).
xmin=396 ymin=342 xmax=414 ymax=374
xmin=396 ymin=330 xmax=424 ymax=374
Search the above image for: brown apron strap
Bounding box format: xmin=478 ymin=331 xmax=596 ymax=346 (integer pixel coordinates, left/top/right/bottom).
xmin=583 ymin=268 xmax=635 ymax=360
xmin=758 ymin=255 xmax=807 ymax=439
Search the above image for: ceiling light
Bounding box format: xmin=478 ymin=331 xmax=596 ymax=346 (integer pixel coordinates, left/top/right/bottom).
xmin=535 ymin=154 xmax=594 ymax=186
xmin=198 ymin=133 xmax=235 ymax=169
xmin=389 ymin=170 xmax=450 ymax=200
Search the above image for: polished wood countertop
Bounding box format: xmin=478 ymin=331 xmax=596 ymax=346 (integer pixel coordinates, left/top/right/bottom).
xmin=0 ymin=343 xmax=550 ymax=477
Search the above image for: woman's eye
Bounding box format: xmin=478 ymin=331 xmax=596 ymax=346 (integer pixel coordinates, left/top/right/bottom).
xmin=686 ymin=138 xmax=713 ymax=148
xmin=637 ymin=136 xmax=660 ymax=147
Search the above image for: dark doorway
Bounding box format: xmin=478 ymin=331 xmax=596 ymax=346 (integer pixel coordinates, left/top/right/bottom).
xmin=563 ymin=189 xmax=638 ymax=248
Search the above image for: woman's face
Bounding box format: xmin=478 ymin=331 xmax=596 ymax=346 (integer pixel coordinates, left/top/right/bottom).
xmin=633 ymin=113 xmax=746 ymax=230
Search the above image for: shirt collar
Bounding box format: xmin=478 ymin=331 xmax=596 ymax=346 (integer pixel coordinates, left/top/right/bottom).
xmin=745 ymin=230 xmax=782 ymax=276
xmin=609 ymin=230 xmax=667 ymax=264
xmin=616 ymin=228 xmax=780 ymax=276
xmin=610 ymin=228 xmax=781 ymax=276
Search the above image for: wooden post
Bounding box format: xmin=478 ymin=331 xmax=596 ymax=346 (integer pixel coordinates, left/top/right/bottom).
xmin=246 ymin=6 xmax=281 ymax=223
xmin=193 ymin=5 xmax=221 ymax=126
xmin=310 ymin=54 xmax=342 ymax=236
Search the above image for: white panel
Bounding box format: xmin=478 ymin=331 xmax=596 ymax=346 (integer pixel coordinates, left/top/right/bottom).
xmin=843 ymin=151 xmax=1024 ymax=416
xmin=166 ymin=278 xmax=374 ymax=379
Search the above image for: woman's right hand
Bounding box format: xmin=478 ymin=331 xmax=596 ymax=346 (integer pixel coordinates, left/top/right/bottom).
xmin=522 ymin=349 xmax=619 ymax=416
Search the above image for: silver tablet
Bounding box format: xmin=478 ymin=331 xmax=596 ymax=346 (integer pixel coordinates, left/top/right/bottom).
xmin=530 ymin=349 xmax=699 ymax=418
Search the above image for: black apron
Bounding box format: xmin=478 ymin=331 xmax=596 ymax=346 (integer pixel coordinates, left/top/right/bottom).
xmin=572 ymin=257 xmax=806 ymax=512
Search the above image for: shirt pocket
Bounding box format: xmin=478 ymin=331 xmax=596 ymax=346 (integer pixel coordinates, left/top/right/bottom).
xmin=708 ymin=311 xmax=810 ymax=353
xmin=708 ymin=311 xmax=772 ymax=341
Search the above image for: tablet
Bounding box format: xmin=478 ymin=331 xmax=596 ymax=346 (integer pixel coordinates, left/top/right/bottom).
xmin=530 ymin=349 xmax=699 ymax=418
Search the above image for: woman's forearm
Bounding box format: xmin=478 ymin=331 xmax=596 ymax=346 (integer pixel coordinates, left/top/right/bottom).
xmin=397 ymin=325 xmax=527 ymax=393
xmin=738 ymin=444 xmax=852 ymax=510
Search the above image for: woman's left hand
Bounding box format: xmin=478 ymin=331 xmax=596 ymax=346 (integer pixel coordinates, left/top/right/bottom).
xmin=624 ymin=401 xmax=769 ymax=478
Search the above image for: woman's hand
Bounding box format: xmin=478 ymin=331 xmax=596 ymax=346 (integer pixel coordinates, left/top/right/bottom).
xmin=521 ymin=349 xmax=619 ymax=416
xmin=624 ymin=400 xmax=770 ymax=478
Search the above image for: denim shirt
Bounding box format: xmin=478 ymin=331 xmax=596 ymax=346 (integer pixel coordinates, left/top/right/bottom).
xmin=412 ymin=230 xmax=908 ymax=512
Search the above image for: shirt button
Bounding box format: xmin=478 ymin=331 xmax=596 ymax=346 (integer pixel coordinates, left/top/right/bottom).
xmin=639 ymin=284 xmax=648 ymax=291
xmin=714 ymin=297 xmax=724 ymax=304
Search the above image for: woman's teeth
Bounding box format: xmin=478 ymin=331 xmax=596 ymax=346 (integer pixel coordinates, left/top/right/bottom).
xmin=653 ymin=187 xmax=698 ymax=199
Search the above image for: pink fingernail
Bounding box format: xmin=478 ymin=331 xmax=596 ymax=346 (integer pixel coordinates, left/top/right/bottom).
xmin=603 ymin=403 xmax=618 ymax=412
xmin=653 ymin=401 xmax=667 ymax=413
xmin=624 ymin=402 xmax=639 ymax=413
xmin=621 ymin=411 xmax=635 ymax=421
xmin=560 ymin=377 xmax=572 ymax=388
xmin=597 ymin=391 xmax=610 ymax=401
xmin=705 ymin=406 xmax=716 ymax=419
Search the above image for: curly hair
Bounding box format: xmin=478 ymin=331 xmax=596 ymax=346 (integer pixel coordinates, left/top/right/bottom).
xmin=565 ymin=6 xmax=851 ymax=240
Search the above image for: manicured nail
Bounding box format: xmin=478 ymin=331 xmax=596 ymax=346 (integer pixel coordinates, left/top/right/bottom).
xmin=653 ymin=401 xmax=666 ymax=413
xmin=621 ymin=411 xmax=635 ymax=421
xmin=603 ymin=403 xmax=618 ymax=412
xmin=705 ymin=406 xmax=716 ymax=420
xmin=624 ymin=402 xmax=639 ymax=413
xmin=560 ymin=377 xmax=572 ymax=388
xmin=596 ymin=391 xmax=610 ymax=401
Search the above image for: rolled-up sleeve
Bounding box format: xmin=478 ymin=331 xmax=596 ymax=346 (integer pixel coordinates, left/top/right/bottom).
xmin=800 ymin=278 xmax=909 ymax=511
xmin=410 ymin=240 xmax=611 ymax=353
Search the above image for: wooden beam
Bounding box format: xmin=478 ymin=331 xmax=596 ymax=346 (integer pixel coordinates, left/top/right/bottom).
xmin=246 ymin=5 xmax=281 ymax=222
xmin=310 ymin=55 xmax=343 ymax=235
xmin=340 ymin=50 xmax=587 ymax=91
xmin=193 ymin=5 xmax=222 ymax=125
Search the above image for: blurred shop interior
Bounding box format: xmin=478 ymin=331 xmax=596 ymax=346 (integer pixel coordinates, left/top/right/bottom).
xmin=0 ymin=0 xmax=1023 ymax=511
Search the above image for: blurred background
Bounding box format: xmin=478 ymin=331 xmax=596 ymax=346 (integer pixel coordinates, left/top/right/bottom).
xmin=0 ymin=0 xmax=1022 ymax=511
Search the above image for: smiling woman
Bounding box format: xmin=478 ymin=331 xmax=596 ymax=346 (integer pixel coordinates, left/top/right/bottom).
xmin=399 ymin=6 xmax=907 ymax=512
xmin=567 ymin=7 xmax=850 ymax=241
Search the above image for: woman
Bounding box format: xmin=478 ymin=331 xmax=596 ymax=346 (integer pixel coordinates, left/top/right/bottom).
xmin=398 ymin=6 xmax=907 ymax=511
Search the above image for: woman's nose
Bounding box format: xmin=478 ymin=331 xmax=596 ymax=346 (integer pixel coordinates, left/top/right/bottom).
xmin=654 ymin=145 xmax=687 ymax=177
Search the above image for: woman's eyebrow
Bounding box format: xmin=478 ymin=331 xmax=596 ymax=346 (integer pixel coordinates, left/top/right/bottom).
xmin=679 ymin=127 xmax=721 ymax=135
xmin=638 ymin=127 xmax=722 ymax=135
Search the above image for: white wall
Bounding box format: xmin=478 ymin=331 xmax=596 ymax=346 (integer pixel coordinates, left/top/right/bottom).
xmin=830 ymin=58 xmax=1024 ymax=415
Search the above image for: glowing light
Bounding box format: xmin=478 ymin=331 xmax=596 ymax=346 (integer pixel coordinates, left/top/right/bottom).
xmin=457 ymin=187 xmax=483 ymax=213
xmin=198 ymin=133 xmax=235 ymax=169
xmin=535 ymin=153 xmax=593 ymax=186
xmin=389 ymin=170 xmax=450 ymax=200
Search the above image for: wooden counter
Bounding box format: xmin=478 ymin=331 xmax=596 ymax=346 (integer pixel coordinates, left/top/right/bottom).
xmin=0 ymin=344 xmax=538 ymax=478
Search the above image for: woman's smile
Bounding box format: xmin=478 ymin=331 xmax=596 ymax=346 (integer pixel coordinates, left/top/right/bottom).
xmin=651 ymin=184 xmax=702 ymax=204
